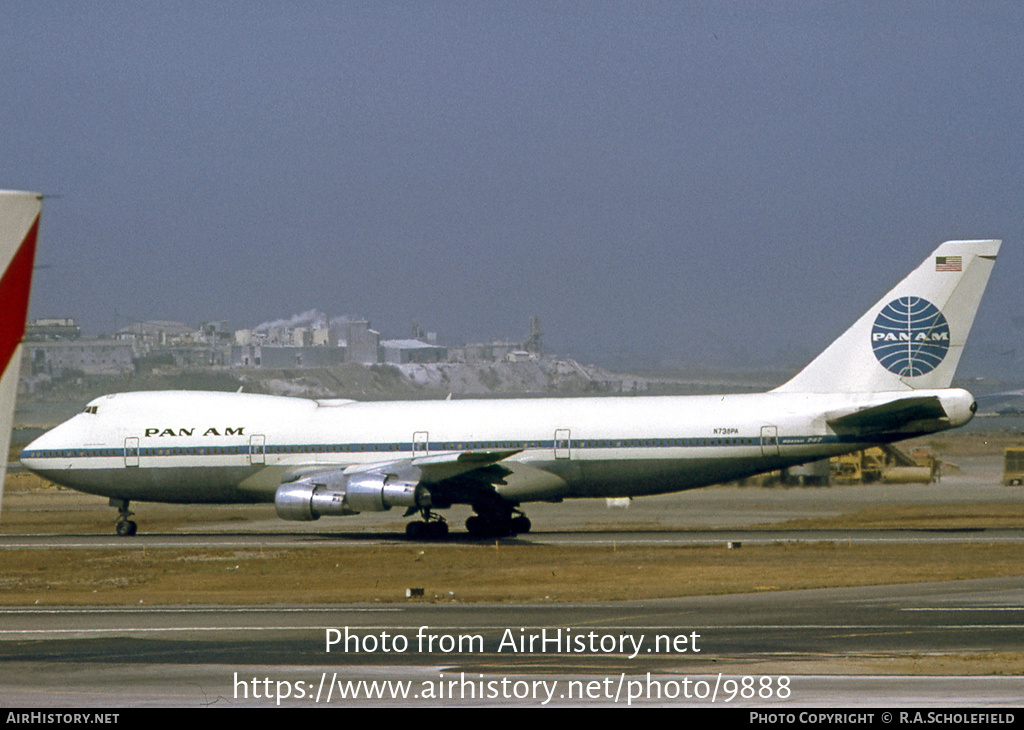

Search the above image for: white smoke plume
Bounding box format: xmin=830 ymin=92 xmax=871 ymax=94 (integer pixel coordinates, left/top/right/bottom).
xmin=252 ymin=310 xmax=367 ymax=333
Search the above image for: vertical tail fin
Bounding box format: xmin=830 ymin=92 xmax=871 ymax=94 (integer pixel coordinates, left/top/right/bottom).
xmin=775 ymin=239 xmax=1000 ymax=394
xmin=0 ymin=191 xmax=42 ymax=522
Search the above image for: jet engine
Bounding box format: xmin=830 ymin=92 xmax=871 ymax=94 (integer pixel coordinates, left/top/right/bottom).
xmin=275 ymin=470 xmax=431 ymax=521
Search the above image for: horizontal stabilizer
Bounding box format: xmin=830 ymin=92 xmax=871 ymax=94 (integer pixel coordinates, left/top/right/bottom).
xmin=827 ymin=396 xmax=948 ymax=435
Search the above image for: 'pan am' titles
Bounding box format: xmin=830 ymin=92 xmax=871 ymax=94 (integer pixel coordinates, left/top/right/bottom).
xmin=870 ymin=297 xmax=949 ymax=377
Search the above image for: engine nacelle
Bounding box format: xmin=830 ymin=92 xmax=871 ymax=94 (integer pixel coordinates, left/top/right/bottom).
xmin=274 ymin=470 xmax=431 ymax=521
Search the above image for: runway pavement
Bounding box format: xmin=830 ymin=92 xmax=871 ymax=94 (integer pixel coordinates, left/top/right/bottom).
xmin=1 ymin=577 xmax=1022 ymax=706
xmin=4 ymin=525 xmax=1024 ymax=549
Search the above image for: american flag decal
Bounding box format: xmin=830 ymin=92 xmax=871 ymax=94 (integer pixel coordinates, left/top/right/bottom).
xmin=936 ymin=255 xmax=962 ymax=272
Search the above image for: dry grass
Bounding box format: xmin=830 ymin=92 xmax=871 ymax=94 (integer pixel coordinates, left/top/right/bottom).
xmin=3 ymin=541 xmax=1023 ymax=606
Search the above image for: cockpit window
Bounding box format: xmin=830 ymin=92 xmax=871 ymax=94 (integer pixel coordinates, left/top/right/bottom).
xmin=84 ymin=406 xmax=98 ymax=414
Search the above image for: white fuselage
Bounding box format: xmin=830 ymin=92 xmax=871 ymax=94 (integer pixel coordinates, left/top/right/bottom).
xmin=20 ymin=387 xmax=975 ymax=508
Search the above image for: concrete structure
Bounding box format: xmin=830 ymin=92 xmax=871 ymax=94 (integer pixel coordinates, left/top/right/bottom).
xmin=231 ymin=345 xmax=347 ymax=369
xmin=344 ymin=321 xmax=381 ymax=364
xmin=381 ymin=339 xmax=447 ymax=364
xmin=448 ymin=341 xmax=520 ymax=363
xmin=25 ymin=318 xmax=81 ymax=341
xmin=311 ymin=326 xmax=336 ymax=347
xmin=23 ymin=339 xmax=134 ymax=377
xmin=163 ymin=345 xmax=231 ymax=369
xmin=117 ymin=320 xmax=193 ymax=343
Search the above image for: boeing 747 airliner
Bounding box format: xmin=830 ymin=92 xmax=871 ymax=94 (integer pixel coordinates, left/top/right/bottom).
xmin=0 ymin=190 xmax=42 ymax=522
xmin=21 ymin=238 xmax=1000 ymax=537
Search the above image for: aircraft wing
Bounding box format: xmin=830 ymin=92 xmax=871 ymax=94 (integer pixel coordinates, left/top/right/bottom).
xmin=342 ymin=449 xmax=521 ymax=484
xmin=282 ymin=449 xmax=520 ymax=490
xmin=275 ymin=449 xmax=524 ymax=520
xmin=826 ymin=396 xmax=950 ymax=435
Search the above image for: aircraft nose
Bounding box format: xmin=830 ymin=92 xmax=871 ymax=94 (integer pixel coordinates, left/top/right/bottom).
xmin=19 ymin=427 xmax=66 ymax=472
xmin=20 ymin=433 xmax=47 ymax=470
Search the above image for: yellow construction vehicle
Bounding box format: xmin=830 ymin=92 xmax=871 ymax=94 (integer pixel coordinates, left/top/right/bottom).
xmin=832 ymin=445 xmax=939 ymax=484
xmin=1004 ymin=447 xmax=1024 ymax=486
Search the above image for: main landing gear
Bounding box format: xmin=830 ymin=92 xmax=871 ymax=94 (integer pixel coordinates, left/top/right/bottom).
xmin=111 ymin=499 xmax=137 ymax=537
xmin=405 ymin=510 xmax=449 ymax=540
xmin=465 ymin=507 xmax=531 ymax=538
xmin=403 ymin=505 xmax=533 ymax=539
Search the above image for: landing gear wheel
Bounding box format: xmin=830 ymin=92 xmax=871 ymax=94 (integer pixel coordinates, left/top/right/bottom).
xmin=466 ymin=505 xmax=531 ymax=537
xmin=113 ymin=499 xmax=137 ymax=537
xmin=405 ymin=512 xmax=449 ymax=540
xmin=116 ymin=520 xmax=137 ymax=537
xmin=465 ymin=514 xmax=513 ymax=538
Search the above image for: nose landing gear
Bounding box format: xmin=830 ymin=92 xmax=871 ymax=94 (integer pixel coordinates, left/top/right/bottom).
xmin=111 ymin=499 xmax=137 ymax=536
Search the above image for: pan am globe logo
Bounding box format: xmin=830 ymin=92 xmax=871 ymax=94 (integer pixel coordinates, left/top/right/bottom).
xmin=871 ymin=297 xmax=950 ymax=377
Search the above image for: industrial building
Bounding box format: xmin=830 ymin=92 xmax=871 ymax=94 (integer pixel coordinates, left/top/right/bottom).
xmin=381 ymin=339 xmax=447 ymax=364
xmin=19 ymin=313 xmax=544 ymax=377
xmin=22 ymin=339 xmax=134 ymax=378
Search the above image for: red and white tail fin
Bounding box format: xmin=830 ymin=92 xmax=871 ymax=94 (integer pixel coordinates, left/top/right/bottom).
xmin=0 ymin=191 xmax=42 ymax=521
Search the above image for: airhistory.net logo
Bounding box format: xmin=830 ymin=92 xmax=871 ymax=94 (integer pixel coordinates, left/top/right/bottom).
xmin=870 ymin=297 xmax=950 ymax=377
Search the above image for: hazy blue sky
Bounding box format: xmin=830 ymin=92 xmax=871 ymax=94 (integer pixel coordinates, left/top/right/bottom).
xmin=3 ymin=2 xmax=1022 ymax=372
